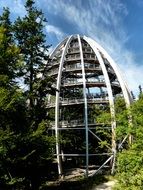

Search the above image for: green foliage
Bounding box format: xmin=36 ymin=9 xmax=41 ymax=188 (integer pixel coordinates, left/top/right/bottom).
xmin=115 ymin=110 xmax=128 ymax=140
xmin=0 ymin=1 xmax=55 ymax=189
xmin=0 ymin=118 xmax=55 ymax=189
xmin=14 ymin=0 xmax=50 ymax=109
xmin=96 ymin=111 xmax=111 ymax=124
xmin=0 ymin=8 xmax=21 ymax=88
xmin=114 ymin=97 xmax=126 ymax=114
xmin=0 ymin=85 xmax=55 ymax=189
xmin=115 ymin=95 xmax=143 ymax=190
xmin=115 ymin=150 xmax=143 ymax=190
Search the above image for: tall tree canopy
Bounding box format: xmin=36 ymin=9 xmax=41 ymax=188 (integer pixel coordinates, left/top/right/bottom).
xmin=0 ymin=1 xmax=55 ymax=190
xmin=0 ymin=8 xmax=20 ymax=88
xmin=14 ymin=0 xmax=50 ymax=109
xmin=115 ymin=93 xmax=143 ymax=190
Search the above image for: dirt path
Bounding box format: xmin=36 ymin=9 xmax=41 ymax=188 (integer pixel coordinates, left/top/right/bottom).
xmin=92 ymin=180 xmax=116 ymax=190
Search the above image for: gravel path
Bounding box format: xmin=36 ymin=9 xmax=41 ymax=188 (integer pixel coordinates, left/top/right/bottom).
xmin=91 ymin=180 xmax=116 ymax=190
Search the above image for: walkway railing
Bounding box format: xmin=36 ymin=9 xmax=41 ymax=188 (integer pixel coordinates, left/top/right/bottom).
xmin=47 ymin=97 xmax=109 ymax=108
xmin=49 ymin=119 xmax=111 ymax=129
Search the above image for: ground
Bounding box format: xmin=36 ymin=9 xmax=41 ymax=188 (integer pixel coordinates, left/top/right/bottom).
xmin=92 ymin=180 xmax=116 ymax=190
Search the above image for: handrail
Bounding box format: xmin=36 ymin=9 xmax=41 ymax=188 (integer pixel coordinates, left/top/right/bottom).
xmin=47 ymin=97 xmax=109 ymax=108
xmin=49 ymin=119 xmax=110 ymax=128
xmin=47 ymin=65 xmax=115 ymax=76
xmin=63 ymin=80 xmax=105 ymax=86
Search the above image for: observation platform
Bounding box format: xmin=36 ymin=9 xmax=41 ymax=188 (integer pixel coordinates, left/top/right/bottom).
xmin=47 ymin=97 xmax=109 ymax=108
xmin=49 ymin=119 xmax=111 ymax=129
xmin=47 ymin=65 xmax=116 ymax=82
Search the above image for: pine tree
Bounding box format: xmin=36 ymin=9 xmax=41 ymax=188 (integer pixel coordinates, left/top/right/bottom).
xmin=0 ymin=8 xmax=28 ymax=188
xmin=14 ymin=0 xmax=50 ymax=110
xmin=0 ymin=4 xmax=55 ymax=189
xmin=0 ymin=8 xmax=20 ymax=88
xmin=12 ymin=1 xmax=56 ymax=189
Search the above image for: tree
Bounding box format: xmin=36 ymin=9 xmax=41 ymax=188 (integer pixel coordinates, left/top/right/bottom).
xmin=14 ymin=0 xmax=50 ymax=110
xmin=0 ymin=7 xmax=25 ymax=133
xmin=12 ymin=0 xmax=56 ymax=188
xmin=115 ymin=95 xmax=143 ymax=190
xmin=0 ymin=9 xmax=28 ymax=188
xmin=0 ymin=8 xmax=20 ymax=88
xmin=0 ymin=3 xmax=56 ymax=189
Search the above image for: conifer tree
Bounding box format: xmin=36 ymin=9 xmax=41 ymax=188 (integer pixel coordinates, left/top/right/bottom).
xmin=14 ymin=0 xmax=50 ymax=109
xmin=0 ymin=3 xmax=55 ymax=189
xmin=0 ymin=8 xmax=28 ymax=189
xmin=0 ymin=8 xmax=20 ymax=88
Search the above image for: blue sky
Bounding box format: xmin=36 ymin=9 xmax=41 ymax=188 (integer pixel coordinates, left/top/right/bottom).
xmin=0 ymin=0 xmax=143 ymax=95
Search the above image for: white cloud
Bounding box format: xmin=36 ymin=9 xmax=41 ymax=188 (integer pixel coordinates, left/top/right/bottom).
xmin=119 ymin=57 xmax=143 ymax=95
xmin=1 ymin=0 xmax=142 ymax=95
xmin=45 ymin=0 xmax=142 ymax=96
xmin=0 ymin=0 xmax=26 ymax=17
xmin=45 ymin=24 xmax=66 ymax=41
